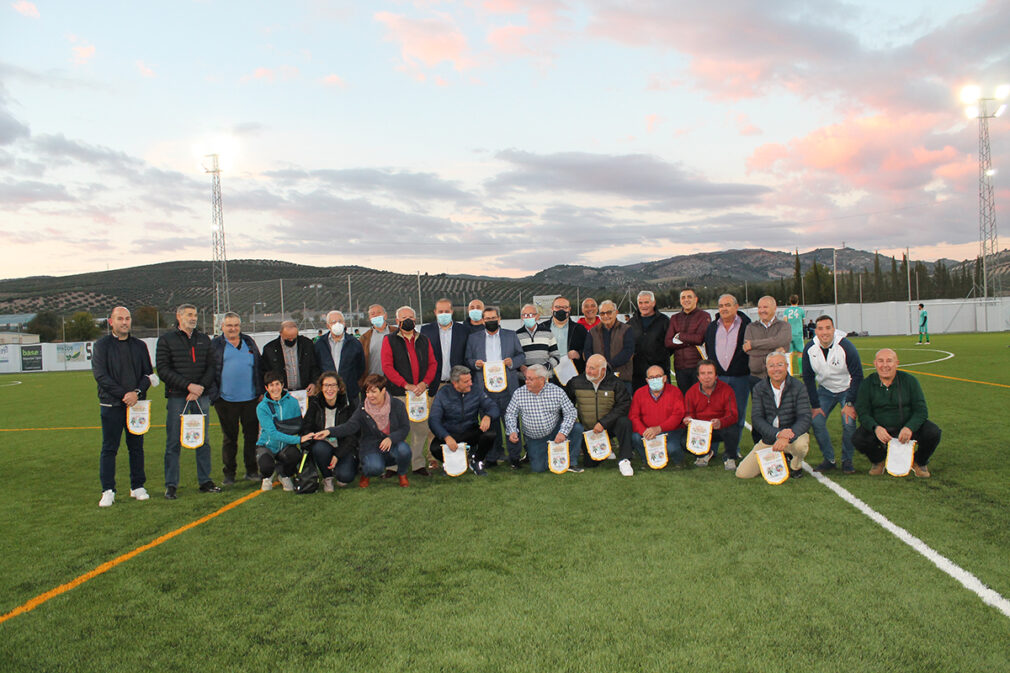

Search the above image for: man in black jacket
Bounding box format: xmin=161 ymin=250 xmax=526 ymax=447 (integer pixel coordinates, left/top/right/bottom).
xmin=626 ymin=290 xmax=671 ymax=392
xmin=92 ymin=306 xmax=156 ymax=507
xmin=538 ymin=295 xmax=588 ymax=375
xmin=156 ymin=303 xmax=221 ymax=499
xmin=260 ymin=321 xmax=320 ymax=396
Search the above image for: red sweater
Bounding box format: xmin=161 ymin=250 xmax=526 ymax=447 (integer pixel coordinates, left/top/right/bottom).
xmin=683 ymin=380 xmax=738 ymax=428
xmin=629 ymin=384 xmax=685 ymax=434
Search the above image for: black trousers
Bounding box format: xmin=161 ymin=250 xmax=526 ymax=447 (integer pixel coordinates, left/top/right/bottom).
xmin=256 ymin=445 xmax=301 ymax=479
xmin=215 ymin=398 xmax=260 ymax=478
xmin=852 ymin=420 xmax=942 ymax=465
xmin=674 ymin=369 xmax=698 ymax=396
xmin=430 ymin=425 xmax=498 ymax=463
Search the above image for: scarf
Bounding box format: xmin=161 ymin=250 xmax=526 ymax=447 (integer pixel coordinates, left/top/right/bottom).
xmin=364 ymin=391 xmax=392 ymax=434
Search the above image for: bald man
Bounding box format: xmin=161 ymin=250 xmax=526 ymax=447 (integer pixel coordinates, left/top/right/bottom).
xmin=853 ymin=348 xmax=941 ymax=477
xmin=93 ymin=306 xmax=155 ymax=506
xmin=742 ymin=296 xmax=791 ymax=381
xmin=565 ymin=354 xmax=635 ymax=475
xmin=260 ymin=321 xmax=319 ymax=396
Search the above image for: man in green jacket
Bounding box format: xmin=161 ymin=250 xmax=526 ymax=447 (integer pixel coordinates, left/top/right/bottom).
xmin=853 ymin=348 xmax=942 ymax=477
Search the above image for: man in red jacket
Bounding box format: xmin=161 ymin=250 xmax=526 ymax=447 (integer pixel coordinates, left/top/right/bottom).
xmin=629 ymin=364 xmax=686 ymax=468
xmin=683 ymin=360 xmax=741 ymax=470
xmin=665 ymin=288 xmax=712 ymax=395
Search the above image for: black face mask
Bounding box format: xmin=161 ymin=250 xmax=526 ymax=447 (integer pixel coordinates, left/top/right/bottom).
xmin=399 ymin=318 xmax=415 ymax=333
xmin=553 ymin=309 xmax=569 ymax=321
xmin=484 ymin=320 xmax=499 ymax=333
xmin=283 ymin=338 xmax=297 ymax=347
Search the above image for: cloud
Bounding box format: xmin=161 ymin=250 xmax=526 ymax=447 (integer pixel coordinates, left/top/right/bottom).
xmin=11 ymin=1 xmax=38 ymax=18
xmin=31 ymin=133 xmax=144 ymax=172
xmin=320 ymin=73 xmax=345 ymax=87
xmin=263 ymin=166 xmax=478 ymax=205
xmin=374 ymin=11 xmax=475 ymax=74
xmin=487 ymin=149 xmax=771 ymax=208
xmin=735 ymin=113 xmax=762 ymax=136
xmin=0 ymin=178 xmax=74 ymax=207
xmin=71 ymin=44 xmax=96 ymax=65
xmin=0 ymin=93 xmax=30 ymax=146
xmin=136 ymin=61 xmax=155 ymax=78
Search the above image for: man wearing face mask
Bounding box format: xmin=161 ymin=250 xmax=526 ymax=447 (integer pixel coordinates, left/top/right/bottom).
xmin=465 ymin=298 xmax=486 ymax=334
xmin=315 ymin=310 xmax=366 ymax=405
xmin=465 ymin=306 xmax=526 ymax=467
xmin=360 ymin=304 xmax=397 ymax=376
xmin=539 ymin=295 xmax=588 ymax=375
xmin=565 ymin=354 xmax=634 ymax=475
xmin=629 ymin=364 xmax=685 ymax=469
xmin=517 ymin=303 xmax=560 ymax=381
xmin=381 ymin=306 xmax=438 ymax=474
xmin=419 ymin=298 xmax=468 ymax=397
xmin=260 ymin=321 xmax=320 ymax=396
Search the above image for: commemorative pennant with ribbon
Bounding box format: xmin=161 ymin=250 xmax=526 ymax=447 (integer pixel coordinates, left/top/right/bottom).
xmin=885 ymin=439 xmax=916 ymax=477
xmin=756 ymin=448 xmax=789 ymax=485
xmin=482 ymin=361 xmax=508 ymax=393
xmin=644 ymin=435 xmax=668 ymax=469
xmin=686 ymin=419 xmax=713 ymax=456
xmin=442 ymin=442 xmax=469 ymax=477
xmin=406 ymin=390 xmax=429 ymax=422
xmin=290 ymin=389 xmax=309 ymax=417
xmin=548 ymin=440 xmax=570 ymax=474
xmin=583 ymin=430 xmax=612 ymax=461
xmin=126 ymin=400 xmax=151 ymax=435
xmin=179 ymin=401 xmax=206 ymax=450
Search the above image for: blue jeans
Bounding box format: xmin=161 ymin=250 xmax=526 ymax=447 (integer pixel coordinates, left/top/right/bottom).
xmin=165 ymin=396 xmax=212 ymax=488
xmin=99 ymin=404 xmax=146 ymax=492
xmin=810 ymin=387 xmax=856 ymax=464
xmin=631 ymin=429 xmax=685 ymax=467
xmin=310 ymin=439 xmax=358 ymax=483
xmin=360 ymin=441 xmax=411 ymax=476
xmin=525 ymin=421 xmax=580 ymax=473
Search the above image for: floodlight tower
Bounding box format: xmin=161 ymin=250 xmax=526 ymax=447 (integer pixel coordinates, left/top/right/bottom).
xmin=962 ymin=84 xmax=1009 ymax=299
xmin=203 ymin=153 xmax=231 ymax=321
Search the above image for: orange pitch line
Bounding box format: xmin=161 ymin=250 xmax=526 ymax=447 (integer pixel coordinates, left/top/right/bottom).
xmin=0 ymin=425 xmax=166 ymax=432
xmin=901 ymin=369 xmax=1010 ymax=389
xmin=0 ymin=488 xmax=264 ymax=624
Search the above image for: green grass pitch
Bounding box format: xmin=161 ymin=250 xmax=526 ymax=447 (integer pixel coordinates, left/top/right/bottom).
xmin=1 ymin=333 xmax=1008 ymax=672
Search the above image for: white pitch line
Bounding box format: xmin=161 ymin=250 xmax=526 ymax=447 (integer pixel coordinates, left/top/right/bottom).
xmin=803 ymin=462 xmax=1010 ymax=619
xmin=0 ymin=380 xmax=23 ymax=387
xmin=855 ymin=347 xmax=955 ymax=368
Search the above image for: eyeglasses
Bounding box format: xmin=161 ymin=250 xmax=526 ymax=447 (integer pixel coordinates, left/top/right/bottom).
xmin=599 ymin=310 xmax=616 ymax=316
xmin=521 ymin=313 xmax=537 ymax=318
xmin=321 ymin=383 xmax=339 ymax=389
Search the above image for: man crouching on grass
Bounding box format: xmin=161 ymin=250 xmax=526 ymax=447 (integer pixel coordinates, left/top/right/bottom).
xmin=853 ymin=348 xmax=941 ymax=478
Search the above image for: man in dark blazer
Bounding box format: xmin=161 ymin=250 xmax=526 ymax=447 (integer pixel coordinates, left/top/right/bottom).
xmin=419 ymin=298 xmax=469 ymax=397
xmin=464 ymin=305 xmax=526 ymax=465
xmin=538 ymin=295 xmax=588 ymax=375
xmin=260 ymin=320 xmax=320 ymax=395
xmin=314 ymin=310 xmax=365 ymax=404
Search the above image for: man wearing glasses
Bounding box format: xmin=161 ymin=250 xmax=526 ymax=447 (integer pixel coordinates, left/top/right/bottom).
xmin=583 ymin=299 xmax=636 ymax=396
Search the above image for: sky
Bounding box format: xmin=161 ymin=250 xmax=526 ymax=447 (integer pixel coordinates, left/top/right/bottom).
xmin=2 ymin=0 xmax=1010 ymax=280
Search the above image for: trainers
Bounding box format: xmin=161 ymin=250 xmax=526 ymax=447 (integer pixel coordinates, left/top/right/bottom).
xmin=399 ymin=475 xmax=410 ymax=487
xmin=868 ymin=462 xmax=885 ymax=476
xmin=924 ymin=341 xmax=930 ymax=345
xmin=790 ymin=467 xmax=804 ymax=479
xmin=510 ymin=460 xmax=522 ymax=471
xmin=724 ymin=458 xmax=737 ymax=471
xmin=222 ymin=475 xmax=235 ymax=486
xmin=164 ymin=485 xmax=177 ymax=500
xmin=567 ymin=465 xmax=585 ymax=473
xmin=130 ymin=487 xmax=150 ymax=501
xmin=618 ymin=459 xmax=634 ymax=477
xmin=99 ymin=489 xmax=115 ymax=507
xmin=279 ymin=476 xmax=294 ymax=492
xmin=813 ymin=460 xmax=836 ymax=472
xmin=911 ymin=462 xmax=931 ymax=478
xmin=261 ymin=478 xmax=273 ymax=491
xmin=470 ymin=457 xmax=487 ymax=476
xmin=695 ymin=451 xmax=714 ymax=467
xmin=322 ymin=477 xmax=335 ymax=492
xmin=244 ymin=472 xmax=260 ymax=482
xmin=359 ymin=476 xmax=370 ymax=488
xmin=199 ymin=481 xmax=222 ymax=493
xmin=841 ymin=460 xmax=855 ymax=474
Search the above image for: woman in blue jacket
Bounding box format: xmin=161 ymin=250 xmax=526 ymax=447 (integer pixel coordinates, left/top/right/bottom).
xmin=312 ymin=374 xmax=411 ymax=488
xmin=256 ymin=371 xmax=314 ymax=492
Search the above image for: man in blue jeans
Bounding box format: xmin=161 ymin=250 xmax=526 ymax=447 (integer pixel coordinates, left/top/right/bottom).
xmin=802 ymin=315 xmax=863 ymax=474
xmin=505 ymin=364 xmax=582 ymax=473
xmin=92 ymin=306 xmax=157 ymax=507
xmin=156 ymin=303 xmax=221 ymax=499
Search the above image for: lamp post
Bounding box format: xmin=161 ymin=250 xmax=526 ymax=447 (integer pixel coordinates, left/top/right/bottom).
xmin=961 ymin=84 xmax=1008 ymax=305
xmin=252 ymin=301 xmax=266 ymax=334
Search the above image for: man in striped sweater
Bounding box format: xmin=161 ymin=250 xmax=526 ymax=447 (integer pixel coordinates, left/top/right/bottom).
xmin=517 ymin=303 xmax=560 ymax=382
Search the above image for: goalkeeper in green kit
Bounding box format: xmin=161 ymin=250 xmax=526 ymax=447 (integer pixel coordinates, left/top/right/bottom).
xmin=783 ymin=295 xmax=806 ymax=373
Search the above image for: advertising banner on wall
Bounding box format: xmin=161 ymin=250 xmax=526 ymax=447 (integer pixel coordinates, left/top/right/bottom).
xmin=20 ymin=345 xmax=43 ymax=371
xmin=0 ymin=344 xmax=16 ymax=374
xmin=54 ymin=342 xmax=94 ymax=371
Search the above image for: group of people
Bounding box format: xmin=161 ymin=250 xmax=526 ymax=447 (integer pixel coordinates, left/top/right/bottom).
xmin=91 ymin=292 xmax=942 ymax=505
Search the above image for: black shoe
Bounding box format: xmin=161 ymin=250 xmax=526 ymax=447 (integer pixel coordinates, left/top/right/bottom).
xmin=413 ymin=467 xmax=431 ymax=477
xmin=789 ymin=468 xmax=804 ymax=479
xmin=164 ymin=485 xmax=177 ymax=500
xmin=380 ymin=470 xmax=395 ymax=479
xmin=199 ymin=481 xmax=222 ymax=493
xmin=584 ymin=459 xmax=600 ymax=468
xmin=470 ymin=458 xmax=487 ymax=476
xmin=510 ymin=460 xmax=522 ymax=471
xmin=244 ymin=472 xmax=260 ymax=482
xmin=222 ymin=475 xmax=236 ymax=486
xmin=812 ymin=460 xmax=836 ymax=473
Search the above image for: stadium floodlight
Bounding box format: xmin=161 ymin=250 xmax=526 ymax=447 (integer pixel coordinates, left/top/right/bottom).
xmin=961 ymin=84 xmax=981 ymax=104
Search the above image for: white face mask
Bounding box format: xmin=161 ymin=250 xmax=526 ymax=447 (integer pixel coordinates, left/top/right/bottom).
xmin=330 ymin=322 xmax=345 ymax=336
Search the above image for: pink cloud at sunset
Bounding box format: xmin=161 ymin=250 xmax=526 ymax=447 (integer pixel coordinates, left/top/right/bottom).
xmin=11 ymin=1 xmax=38 ymax=18
xmin=375 ymin=11 xmax=475 ymax=72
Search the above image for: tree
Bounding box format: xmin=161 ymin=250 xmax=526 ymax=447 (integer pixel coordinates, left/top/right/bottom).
xmin=26 ymin=311 xmax=60 ymax=342
xmin=64 ymin=311 xmax=102 ymax=341
xmin=793 ymin=250 xmax=802 ymax=298
xmin=133 ymin=305 xmax=167 ymax=328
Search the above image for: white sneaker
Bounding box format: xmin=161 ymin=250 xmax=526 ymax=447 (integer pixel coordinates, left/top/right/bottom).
xmin=261 ymin=478 xmax=273 ymax=491
xmin=129 ymin=487 xmax=150 ymax=501
xmin=724 ymin=458 xmax=737 ymax=471
xmin=618 ymin=459 xmax=634 ymax=477
xmin=695 ymin=451 xmax=714 ymax=467
xmin=279 ymin=476 xmax=295 ymax=492
xmin=322 ymin=477 xmax=334 ymax=493
xmin=99 ymin=489 xmax=115 ymax=507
